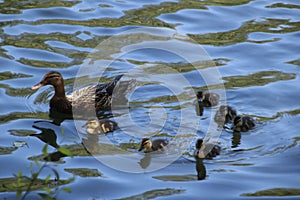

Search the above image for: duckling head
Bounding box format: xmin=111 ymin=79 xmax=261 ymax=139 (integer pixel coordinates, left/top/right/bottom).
xmin=194 ymin=138 xmax=205 ymax=158
xmin=232 ymin=116 xmax=242 ymax=132
xmin=196 ymin=91 xmax=204 ymax=100
xmin=195 ymin=139 xmax=204 ymax=150
xmin=138 ymin=138 xmax=152 ymax=152
xmin=83 ymin=119 xmax=101 ymax=134
xmin=233 ymin=116 xmax=243 ymax=127
xmin=32 ymin=71 xmax=64 ymax=90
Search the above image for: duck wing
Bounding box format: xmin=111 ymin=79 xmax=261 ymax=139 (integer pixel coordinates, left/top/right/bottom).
xmin=66 ymin=84 xmax=99 ymax=113
xmin=66 ymin=75 xmax=136 ymax=113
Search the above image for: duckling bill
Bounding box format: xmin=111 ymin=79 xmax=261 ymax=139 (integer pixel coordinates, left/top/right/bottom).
xmin=232 ymin=116 xmax=255 ymax=132
xmin=138 ymin=138 xmax=169 ymax=153
xmin=83 ymin=119 xmax=118 ymax=134
xmin=194 ymin=139 xmax=221 ymax=159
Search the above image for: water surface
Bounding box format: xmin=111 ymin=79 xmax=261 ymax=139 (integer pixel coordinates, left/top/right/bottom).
xmin=0 ymin=0 xmax=300 ymax=199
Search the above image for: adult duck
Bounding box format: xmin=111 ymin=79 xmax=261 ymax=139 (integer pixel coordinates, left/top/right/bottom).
xmin=32 ymin=71 xmax=135 ymax=115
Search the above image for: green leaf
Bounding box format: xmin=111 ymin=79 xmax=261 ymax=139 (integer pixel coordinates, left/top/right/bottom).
xmin=17 ymin=171 xmax=23 ymax=184
xmin=34 ymin=159 xmax=39 ymax=166
xmin=42 ymin=187 xmax=52 ymax=193
xmin=45 ymin=175 xmax=51 ymax=183
xmin=38 ymin=193 xmax=49 ymax=199
xmin=16 ymin=190 xmax=22 ymax=198
xmin=17 ymin=170 xmax=22 ymax=178
xmin=32 ymin=172 xmax=38 ymax=179
xmin=42 ymin=144 xmax=49 ymax=157
xmin=62 ymin=187 xmax=72 ymax=193
xmin=57 ymin=147 xmax=73 ymax=156
xmin=2 ymin=184 xmax=13 ymax=190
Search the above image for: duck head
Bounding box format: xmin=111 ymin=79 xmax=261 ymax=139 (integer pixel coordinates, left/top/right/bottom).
xmin=138 ymin=138 xmax=152 ymax=152
xmin=32 ymin=71 xmax=64 ymax=90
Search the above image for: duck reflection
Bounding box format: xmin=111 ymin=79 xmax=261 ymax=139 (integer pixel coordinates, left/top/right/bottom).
xmin=48 ymin=109 xmax=114 ymax=126
xmin=31 ymin=123 xmax=74 ymax=161
xmin=81 ymin=134 xmax=99 ymax=154
xmin=231 ymin=131 xmax=241 ymax=148
xmin=195 ymin=100 xmax=204 ymax=116
xmin=43 ymin=151 xmax=68 ymax=162
xmin=195 ymin=157 xmax=206 ymax=180
xmin=48 ymin=110 xmax=73 ymax=126
xmin=31 ymin=124 xmax=59 ymax=148
xmin=139 ymin=153 xmax=152 ymax=169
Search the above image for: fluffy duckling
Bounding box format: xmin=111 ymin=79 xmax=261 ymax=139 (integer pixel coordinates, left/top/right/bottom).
xmin=138 ymin=138 xmax=169 ymax=153
xmin=83 ymin=119 xmax=118 ymax=134
xmin=214 ymin=105 xmax=237 ymax=124
xmin=197 ymin=91 xmax=220 ymax=107
xmin=232 ymin=116 xmax=255 ymax=132
xmin=194 ymin=139 xmax=221 ymax=159
xmin=32 ymin=71 xmax=135 ymax=114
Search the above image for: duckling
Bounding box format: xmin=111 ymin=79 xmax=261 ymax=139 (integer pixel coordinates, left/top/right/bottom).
xmin=214 ymin=105 xmax=237 ymax=125
xmin=138 ymin=138 xmax=169 ymax=153
xmin=194 ymin=139 xmax=221 ymax=159
xmin=232 ymin=116 xmax=255 ymax=132
xmin=197 ymin=91 xmax=220 ymax=107
xmin=83 ymin=119 xmax=118 ymax=134
xmin=31 ymin=71 xmax=135 ymax=115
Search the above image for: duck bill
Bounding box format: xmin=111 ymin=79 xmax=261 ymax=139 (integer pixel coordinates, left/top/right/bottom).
xmin=138 ymin=146 xmax=144 ymax=151
xmin=31 ymin=82 xmax=44 ymax=90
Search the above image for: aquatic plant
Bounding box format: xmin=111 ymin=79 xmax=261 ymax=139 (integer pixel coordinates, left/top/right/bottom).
xmin=2 ymin=144 xmax=73 ymax=199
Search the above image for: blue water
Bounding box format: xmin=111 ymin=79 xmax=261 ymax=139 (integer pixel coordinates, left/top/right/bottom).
xmin=0 ymin=0 xmax=300 ymax=199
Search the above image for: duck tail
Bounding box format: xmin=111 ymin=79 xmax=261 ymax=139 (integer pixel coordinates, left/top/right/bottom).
xmin=112 ymin=77 xmax=137 ymax=97
xmin=105 ymin=75 xmax=124 ymax=95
